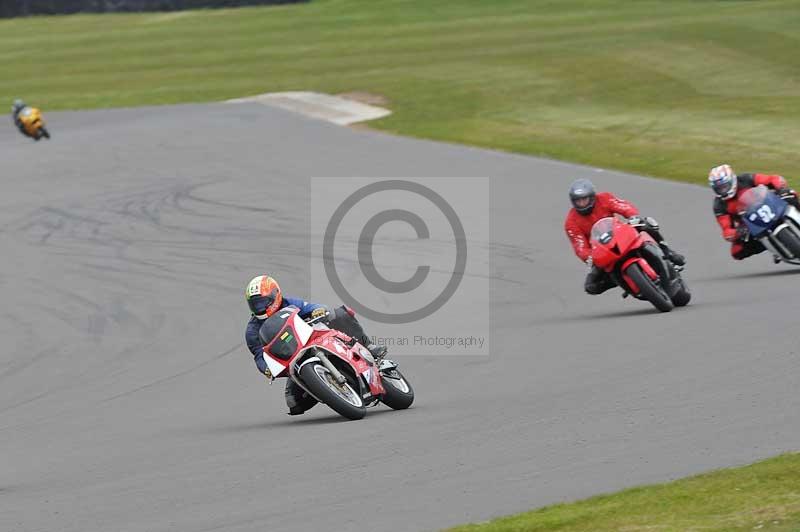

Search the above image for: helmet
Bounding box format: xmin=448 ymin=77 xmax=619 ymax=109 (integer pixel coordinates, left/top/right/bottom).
xmin=569 ymin=178 xmax=597 ymax=215
xmin=709 ymin=164 xmax=738 ymax=200
xmin=11 ymin=99 xmax=25 ymax=113
xmin=245 ymin=275 xmax=283 ymax=319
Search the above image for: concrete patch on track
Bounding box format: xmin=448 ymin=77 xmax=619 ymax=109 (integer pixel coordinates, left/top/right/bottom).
xmin=226 ymin=91 xmax=391 ymax=125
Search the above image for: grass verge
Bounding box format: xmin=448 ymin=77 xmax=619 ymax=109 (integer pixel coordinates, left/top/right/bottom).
xmin=1 ymin=0 xmax=799 ymax=184
xmin=447 ymin=453 xmax=800 ymax=532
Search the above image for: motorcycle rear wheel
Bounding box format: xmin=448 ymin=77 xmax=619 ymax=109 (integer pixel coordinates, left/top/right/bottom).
xmin=300 ymin=361 xmax=366 ymax=420
xmin=380 ymin=368 xmax=415 ymax=410
xmin=671 ymin=277 xmax=691 ymax=307
xmin=625 ymin=263 xmax=674 ymax=312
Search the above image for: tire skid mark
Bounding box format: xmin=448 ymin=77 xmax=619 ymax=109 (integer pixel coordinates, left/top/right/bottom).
xmin=0 ymin=347 xmax=49 ymax=382
xmin=101 ymin=343 xmax=241 ymax=403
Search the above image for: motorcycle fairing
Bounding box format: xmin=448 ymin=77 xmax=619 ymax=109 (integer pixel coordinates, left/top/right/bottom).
xmin=312 ymin=333 xmax=385 ymax=397
xmin=259 ymin=308 xmax=315 ymax=377
xmin=738 ymin=187 xmax=800 ymax=263
xmin=19 ymin=108 xmax=45 ymax=136
xmin=590 ymin=217 xmax=657 ymax=272
xmin=740 ymin=186 xmax=788 ymax=238
xmin=259 ymin=307 xmax=386 ymax=399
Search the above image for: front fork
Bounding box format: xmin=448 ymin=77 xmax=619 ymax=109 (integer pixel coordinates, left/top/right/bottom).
xmin=289 ymin=349 xmax=348 ymax=404
xmin=614 ymin=245 xmax=676 ymax=297
xmin=316 ymin=351 xmax=347 ymax=385
xmin=759 ymin=206 xmax=800 ymax=261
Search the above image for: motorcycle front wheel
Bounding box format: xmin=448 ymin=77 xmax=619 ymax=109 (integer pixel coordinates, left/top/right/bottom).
xmin=775 ymin=229 xmax=800 ymax=259
xmin=625 ymin=263 xmax=674 ymax=312
xmin=299 ymin=361 xmax=366 ymax=420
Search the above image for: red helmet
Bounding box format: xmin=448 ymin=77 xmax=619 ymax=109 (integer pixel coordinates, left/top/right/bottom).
xmin=245 ymin=275 xmax=283 ymax=319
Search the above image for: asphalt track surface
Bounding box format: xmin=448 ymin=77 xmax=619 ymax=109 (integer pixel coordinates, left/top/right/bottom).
xmin=2 ymin=103 xmax=798 ymax=532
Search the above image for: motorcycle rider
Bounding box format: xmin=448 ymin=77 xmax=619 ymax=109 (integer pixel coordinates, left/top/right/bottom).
xmin=244 ymin=274 xmax=387 ymax=415
xmin=709 ymin=164 xmax=800 ymax=261
xmin=564 ymin=178 xmax=686 ymax=295
xmin=11 ymin=99 xmax=35 ymax=139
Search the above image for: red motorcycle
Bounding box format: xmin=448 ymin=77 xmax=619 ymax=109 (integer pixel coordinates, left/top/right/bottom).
xmin=258 ymin=307 xmax=414 ymax=420
xmin=589 ymin=217 xmax=690 ymax=312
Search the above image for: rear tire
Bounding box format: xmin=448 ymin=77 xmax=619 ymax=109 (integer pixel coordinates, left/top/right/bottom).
xmin=670 ymin=276 xmax=691 ymax=307
xmin=380 ymin=368 xmax=415 ymax=410
xmin=775 ymin=229 xmax=800 ymax=259
xmin=299 ymin=361 xmax=366 ymax=420
xmin=625 ymin=263 xmax=674 ymax=312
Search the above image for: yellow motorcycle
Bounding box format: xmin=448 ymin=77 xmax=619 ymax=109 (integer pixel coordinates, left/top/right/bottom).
xmin=17 ymin=107 xmax=50 ymax=140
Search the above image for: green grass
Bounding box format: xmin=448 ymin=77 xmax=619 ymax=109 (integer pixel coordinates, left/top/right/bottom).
xmin=1 ymin=0 xmax=800 ymax=183
xmin=447 ymin=453 xmax=800 ymax=532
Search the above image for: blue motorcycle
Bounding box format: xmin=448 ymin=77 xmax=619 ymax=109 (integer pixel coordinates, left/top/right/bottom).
xmin=739 ymin=185 xmax=800 ymax=264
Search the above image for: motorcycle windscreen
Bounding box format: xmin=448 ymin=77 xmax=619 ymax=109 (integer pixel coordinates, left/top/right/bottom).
xmin=259 ymin=310 xmax=299 ymax=360
xmin=590 ymin=217 xmax=615 ymax=245
xmin=259 ymin=311 xmax=291 ymax=344
xmin=739 ymin=185 xmax=787 ymax=237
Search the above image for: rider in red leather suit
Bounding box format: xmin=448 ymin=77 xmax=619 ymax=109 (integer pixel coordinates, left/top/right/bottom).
xmin=564 ymin=178 xmax=685 ymax=294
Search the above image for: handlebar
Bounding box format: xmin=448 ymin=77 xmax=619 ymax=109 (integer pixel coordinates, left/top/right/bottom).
xmin=304 ymin=310 xmax=331 ymax=325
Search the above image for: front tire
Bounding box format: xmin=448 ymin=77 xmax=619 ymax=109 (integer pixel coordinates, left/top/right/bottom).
xmin=625 ymin=263 xmax=674 ymax=312
xmin=40 ymin=127 xmax=50 ymax=139
xmin=775 ymin=229 xmax=800 ymax=259
xmin=380 ymin=368 xmax=415 ymax=410
xmin=299 ymin=361 xmax=366 ymax=420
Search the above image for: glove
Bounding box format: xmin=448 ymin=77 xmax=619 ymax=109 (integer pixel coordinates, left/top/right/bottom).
xmin=643 ymin=216 xmax=659 ymax=230
xmin=310 ymin=307 xmax=329 ymax=321
xmin=777 ymin=187 xmax=796 ymax=199
xmin=255 ymin=354 xmax=273 ymax=381
xmin=626 ymin=215 xmax=644 ymax=227
xmin=736 ymin=224 xmax=750 ymax=241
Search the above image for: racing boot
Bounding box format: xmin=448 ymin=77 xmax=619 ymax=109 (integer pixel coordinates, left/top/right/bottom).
xmin=367 ymin=343 xmax=388 ymax=362
xmin=585 ymin=266 xmax=616 ymax=295
xmin=285 ymin=380 xmax=317 ymax=416
xmin=659 ymin=241 xmax=685 ymax=266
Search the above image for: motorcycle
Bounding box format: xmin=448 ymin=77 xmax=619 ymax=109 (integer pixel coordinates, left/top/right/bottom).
xmin=589 ymin=216 xmax=690 ymax=312
xmin=17 ymin=107 xmax=50 ymax=140
xmin=258 ymin=307 xmax=414 ymax=420
xmin=738 ymin=185 xmax=800 ymax=264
